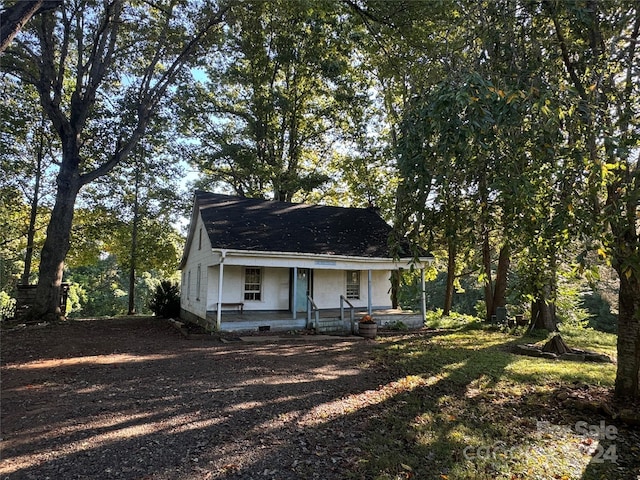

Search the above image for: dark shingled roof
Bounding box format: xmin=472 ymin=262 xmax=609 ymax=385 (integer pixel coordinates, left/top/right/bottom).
xmin=195 ymin=191 xmax=403 ymax=258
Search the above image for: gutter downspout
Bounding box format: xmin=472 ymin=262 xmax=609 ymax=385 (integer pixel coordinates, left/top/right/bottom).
xmin=292 ymin=266 xmax=297 ymax=321
xmin=216 ymin=250 xmax=227 ymax=330
xmin=421 ymin=267 xmax=426 ymax=323
xmin=367 ymin=270 xmax=372 ymax=315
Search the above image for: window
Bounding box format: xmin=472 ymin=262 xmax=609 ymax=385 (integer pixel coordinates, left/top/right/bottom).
xmin=198 ymin=228 xmax=202 ymax=250
xmin=196 ymin=264 xmax=201 ymax=301
xmin=187 ymin=270 xmax=191 ymax=299
xmin=244 ymin=268 xmax=262 ymax=301
xmin=346 ymin=271 xmax=360 ymax=299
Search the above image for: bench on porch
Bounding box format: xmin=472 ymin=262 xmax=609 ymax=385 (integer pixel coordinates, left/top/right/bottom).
xmin=216 ymin=302 xmax=244 ymax=313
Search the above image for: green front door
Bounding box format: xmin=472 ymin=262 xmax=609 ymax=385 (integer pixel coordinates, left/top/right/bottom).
xmin=295 ymin=268 xmax=310 ymax=312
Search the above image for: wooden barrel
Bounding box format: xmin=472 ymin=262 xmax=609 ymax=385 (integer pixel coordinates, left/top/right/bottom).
xmin=359 ymin=322 xmax=377 ymax=339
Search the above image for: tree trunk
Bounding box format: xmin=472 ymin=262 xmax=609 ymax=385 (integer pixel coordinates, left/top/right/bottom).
xmin=543 ymin=0 xmax=639 ymax=401
xmin=542 ymin=334 xmax=572 ymax=355
xmin=31 ymin=158 xmax=81 ymax=322
xmin=127 ymin=167 xmax=140 ymax=315
xmin=443 ymin=236 xmax=456 ymax=315
xmin=390 ymin=270 xmax=399 ymax=309
xmin=531 ymin=284 xmax=557 ymax=332
xmin=21 ymin=117 xmax=44 ymax=285
xmin=614 ymin=268 xmax=640 ymax=400
xmin=492 ymin=243 xmax=510 ymax=313
xmin=482 ymin=229 xmax=493 ymax=322
xmin=15 ymin=0 xmax=228 ymax=322
xmin=530 ymin=248 xmax=558 ymax=332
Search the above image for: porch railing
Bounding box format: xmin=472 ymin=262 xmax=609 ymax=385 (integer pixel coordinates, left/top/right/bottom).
xmin=340 ymin=295 xmax=356 ymax=334
xmin=307 ymin=295 xmax=319 ymax=330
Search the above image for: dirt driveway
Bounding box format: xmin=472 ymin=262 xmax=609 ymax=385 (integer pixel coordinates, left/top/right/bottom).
xmin=1 ymin=317 xmax=389 ymax=479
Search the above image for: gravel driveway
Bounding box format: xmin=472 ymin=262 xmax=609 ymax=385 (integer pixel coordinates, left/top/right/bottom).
xmin=1 ymin=317 xmax=388 ymax=479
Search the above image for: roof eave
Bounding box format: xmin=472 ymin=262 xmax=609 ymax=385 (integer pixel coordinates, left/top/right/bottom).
xmin=212 ymin=247 xmax=434 ymax=266
xmin=177 ymin=195 xmax=201 ymax=270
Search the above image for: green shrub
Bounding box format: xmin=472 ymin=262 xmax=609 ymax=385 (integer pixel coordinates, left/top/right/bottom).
xmin=386 ymin=320 xmax=408 ymax=331
xmin=581 ymin=291 xmax=617 ymax=332
xmin=65 ymin=282 xmax=86 ymax=317
xmin=474 ymin=299 xmax=486 ymax=320
xmin=425 ymin=308 xmax=480 ymax=329
xmin=148 ymin=280 xmax=180 ymax=318
xmin=0 ymin=291 xmax=16 ymax=321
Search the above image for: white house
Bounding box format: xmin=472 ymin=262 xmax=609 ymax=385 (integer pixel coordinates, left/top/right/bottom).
xmin=178 ymin=191 xmax=432 ymax=332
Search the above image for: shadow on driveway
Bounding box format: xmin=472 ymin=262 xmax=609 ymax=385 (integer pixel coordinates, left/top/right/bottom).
xmin=0 ymin=317 xmax=387 ymax=479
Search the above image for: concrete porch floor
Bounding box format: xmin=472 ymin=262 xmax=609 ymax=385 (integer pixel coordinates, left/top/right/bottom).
xmin=207 ymin=308 xmax=424 ymax=333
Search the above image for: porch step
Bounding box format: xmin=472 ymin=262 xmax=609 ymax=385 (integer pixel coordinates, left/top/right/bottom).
xmin=316 ymin=317 xmax=350 ymax=334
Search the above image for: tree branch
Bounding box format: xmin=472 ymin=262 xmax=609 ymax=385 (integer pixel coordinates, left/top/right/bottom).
xmin=0 ymin=0 xmax=61 ymax=53
xmin=544 ymin=1 xmax=588 ymax=101
xmin=34 ymin=11 xmax=69 ymax=138
xmin=79 ymin=3 xmax=230 ymax=186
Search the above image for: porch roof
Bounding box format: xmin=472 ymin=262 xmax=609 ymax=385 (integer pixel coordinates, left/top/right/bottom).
xmin=210 ymin=248 xmax=428 ymax=270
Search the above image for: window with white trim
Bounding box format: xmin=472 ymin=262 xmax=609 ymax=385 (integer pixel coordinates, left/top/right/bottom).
xmin=196 ymin=264 xmax=201 ymax=301
xmin=346 ymin=270 xmax=360 ymax=299
xmin=244 ymin=268 xmax=262 ymax=301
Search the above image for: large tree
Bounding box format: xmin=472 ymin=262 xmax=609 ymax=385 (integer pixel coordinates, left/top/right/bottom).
xmin=386 ymin=0 xmax=561 ymax=323
xmin=3 ymin=0 xmax=229 ymax=321
xmin=539 ymin=0 xmax=640 ymax=399
xmin=386 ymin=0 xmax=640 ymax=400
xmin=180 ymin=0 xmax=363 ymax=202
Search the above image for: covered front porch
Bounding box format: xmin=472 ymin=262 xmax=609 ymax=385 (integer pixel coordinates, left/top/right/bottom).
xmin=205 ymin=249 xmax=431 ymax=333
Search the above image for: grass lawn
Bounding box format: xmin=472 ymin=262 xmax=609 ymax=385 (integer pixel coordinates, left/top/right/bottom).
xmin=345 ymin=322 xmax=639 ymax=480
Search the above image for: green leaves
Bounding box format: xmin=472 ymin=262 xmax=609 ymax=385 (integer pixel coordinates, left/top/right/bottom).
xmin=177 ymin=0 xmax=375 ymax=202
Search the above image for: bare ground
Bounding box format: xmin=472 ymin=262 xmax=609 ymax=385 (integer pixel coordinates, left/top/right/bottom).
xmin=1 ymin=317 xmax=389 ymax=480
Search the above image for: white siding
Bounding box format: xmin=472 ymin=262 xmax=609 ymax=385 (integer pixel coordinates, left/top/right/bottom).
xmin=199 ymin=266 xmax=393 ymax=313
xmin=370 ymin=270 xmax=393 ymax=308
xmin=206 ymin=266 xmax=291 ymax=311
xmin=221 ymin=265 xmax=243 ymax=305
xmin=206 ymin=266 xmax=219 ymax=311
xmin=187 ymin=262 xmax=395 ymax=318
xmin=204 ymin=265 xmax=248 ymax=311
xmin=312 ymin=270 xmax=340 ymax=307
xmin=312 ymin=269 xmax=392 ymax=309
xmin=181 ymin=213 xmax=215 ymax=321
xmin=263 ymin=267 xmax=291 ymax=310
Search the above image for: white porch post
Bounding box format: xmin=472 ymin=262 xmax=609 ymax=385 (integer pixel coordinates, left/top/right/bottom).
xmin=421 ymin=267 xmax=427 ymax=321
xmin=216 ymin=256 xmax=225 ymax=330
xmin=367 ymin=269 xmax=372 ymax=315
xmin=292 ymin=266 xmax=298 ymax=320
